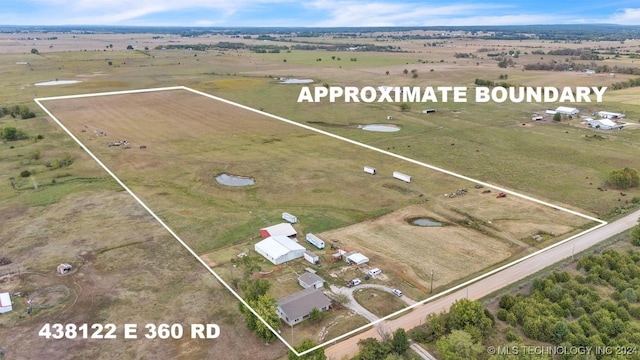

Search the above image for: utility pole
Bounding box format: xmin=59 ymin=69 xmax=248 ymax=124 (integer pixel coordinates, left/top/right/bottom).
xmin=430 ymin=269 xmax=434 ymax=294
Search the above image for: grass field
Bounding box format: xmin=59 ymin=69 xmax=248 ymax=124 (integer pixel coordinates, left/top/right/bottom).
xmin=38 ymin=87 xmax=593 ymax=321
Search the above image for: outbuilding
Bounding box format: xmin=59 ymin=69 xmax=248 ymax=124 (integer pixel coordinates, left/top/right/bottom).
xmin=277 ymin=288 xmax=331 ymax=326
xmin=345 ymin=252 xmax=369 ymax=265
xmin=254 ymin=236 xmax=306 ymax=265
xmin=260 ymin=223 xmax=297 ymax=239
xmin=587 ymin=118 xmax=624 ymax=130
xmin=303 ymin=250 xmax=320 ymax=265
xmin=298 ymin=272 xmax=324 ymax=289
xmin=555 ymin=106 xmax=579 ymax=116
xmin=0 ymin=292 xmax=12 ymax=314
xmin=597 ymin=111 xmax=625 ymax=119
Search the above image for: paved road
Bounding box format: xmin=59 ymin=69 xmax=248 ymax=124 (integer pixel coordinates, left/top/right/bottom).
xmin=329 ymin=284 xmax=434 ymax=359
xmin=324 ymin=210 xmax=640 ymax=360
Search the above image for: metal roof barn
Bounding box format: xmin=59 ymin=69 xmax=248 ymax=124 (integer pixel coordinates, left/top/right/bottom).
xmin=260 ymin=223 xmax=297 ymax=238
xmin=254 ymin=236 xmax=306 ymax=265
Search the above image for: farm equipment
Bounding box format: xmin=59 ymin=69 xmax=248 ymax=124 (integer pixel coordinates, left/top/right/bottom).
xmin=496 ymin=192 xmax=507 ymax=198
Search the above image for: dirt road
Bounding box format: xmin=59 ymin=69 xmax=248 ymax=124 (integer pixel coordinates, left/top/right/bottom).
xmin=324 ymin=210 xmax=640 ymax=359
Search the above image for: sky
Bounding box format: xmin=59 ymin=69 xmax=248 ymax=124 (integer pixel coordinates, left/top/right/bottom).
xmin=2 ymin=0 xmax=640 ymax=27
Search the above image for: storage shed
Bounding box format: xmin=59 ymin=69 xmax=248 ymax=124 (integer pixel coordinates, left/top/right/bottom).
xmin=298 ymin=272 xmax=324 ymax=289
xmin=304 ymin=250 xmax=320 ymax=264
xmin=0 ymin=292 xmax=12 ymax=314
xmin=345 ymin=252 xmax=369 ymax=265
xmin=254 ymin=236 xmax=306 ymax=265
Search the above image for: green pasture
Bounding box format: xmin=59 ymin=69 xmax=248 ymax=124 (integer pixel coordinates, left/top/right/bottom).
xmin=202 ymin=79 xmax=640 ymax=218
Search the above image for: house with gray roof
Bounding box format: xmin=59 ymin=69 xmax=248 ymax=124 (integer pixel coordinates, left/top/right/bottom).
xmin=276 ymin=288 xmax=331 ymax=326
xmin=298 ymin=272 xmax=324 ymax=289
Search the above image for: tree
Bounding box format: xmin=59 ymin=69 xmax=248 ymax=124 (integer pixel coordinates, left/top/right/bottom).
xmin=240 ymin=278 xmax=270 ymax=301
xmin=309 ymin=307 xmax=323 ymax=323
xmin=631 ymin=223 xmax=640 ymax=246
xmin=31 ymin=48 xmax=39 ymax=54
xmin=607 ymin=168 xmax=639 ymax=189
xmin=126 ymin=45 xmax=134 ymax=50
xmin=553 ymin=113 xmax=562 ymax=122
xmin=399 ymin=103 xmax=411 ymax=112
xmin=246 ymin=294 xmax=280 ymax=343
xmin=288 ymin=339 xmax=326 ymax=360
xmin=1 ymin=126 xmax=17 ymax=140
xmin=436 ymin=330 xmax=484 ymax=360
xmin=448 ymin=299 xmax=494 ymax=339
xmin=391 ymin=328 xmax=409 ymax=354
xmin=357 ymin=338 xmax=390 ymax=360
xmin=20 ymin=170 xmax=32 ymax=178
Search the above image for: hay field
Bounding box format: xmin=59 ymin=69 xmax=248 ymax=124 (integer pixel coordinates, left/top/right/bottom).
xmin=40 ymin=88 xmax=591 ymax=294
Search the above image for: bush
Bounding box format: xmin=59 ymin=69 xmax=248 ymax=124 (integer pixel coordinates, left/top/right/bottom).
xmin=20 ymin=170 xmax=32 ymax=178
xmin=497 ymin=308 xmax=509 ymax=321
xmin=607 ymin=168 xmax=639 ymax=189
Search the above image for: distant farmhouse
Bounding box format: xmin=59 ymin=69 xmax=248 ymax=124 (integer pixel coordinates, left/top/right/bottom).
xmin=277 ymin=288 xmax=331 ymax=326
xmin=254 ymin=236 xmax=305 ymax=265
xmin=587 ymin=118 xmax=624 ymax=130
xmin=555 ymin=106 xmax=579 ymax=116
xmin=596 ymin=111 xmax=625 ymax=120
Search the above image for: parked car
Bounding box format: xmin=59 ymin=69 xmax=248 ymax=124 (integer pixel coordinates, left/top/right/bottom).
xmin=351 ymin=278 xmax=362 ymax=286
xmin=392 ymin=289 xmax=403 ymax=297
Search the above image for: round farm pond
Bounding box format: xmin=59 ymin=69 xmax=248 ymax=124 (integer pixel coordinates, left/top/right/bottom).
xmin=361 ymin=124 xmax=401 ymax=132
xmin=279 ymin=78 xmax=314 ymax=84
xmin=216 ymin=173 xmax=255 ymax=186
xmin=34 ymin=80 xmax=82 ymax=86
xmin=409 ymin=217 xmax=443 ymax=227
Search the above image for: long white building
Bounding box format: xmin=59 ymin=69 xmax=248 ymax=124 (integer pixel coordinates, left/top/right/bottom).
xmin=254 ymin=235 xmax=306 ymax=265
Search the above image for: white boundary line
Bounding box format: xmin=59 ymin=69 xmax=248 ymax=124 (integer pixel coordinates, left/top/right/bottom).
xmin=35 ymin=86 xmax=607 ymax=357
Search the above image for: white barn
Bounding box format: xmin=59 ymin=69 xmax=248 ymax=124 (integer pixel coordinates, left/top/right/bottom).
xmin=555 ymin=106 xmax=579 ymax=115
xmin=255 ymin=236 xmax=306 ymax=265
xmin=588 ymin=118 xmax=624 ymax=130
xmin=345 ymin=252 xmax=369 ymax=265
xmin=0 ymin=292 xmax=12 ymax=314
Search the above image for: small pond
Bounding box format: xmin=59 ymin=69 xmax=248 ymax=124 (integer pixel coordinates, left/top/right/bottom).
xmin=215 ymin=173 xmax=255 ymax=186
xmin=410 ymin=218 xmax=443 ymax=227
xmin=361 ymin=124 xmax=401 ymax=132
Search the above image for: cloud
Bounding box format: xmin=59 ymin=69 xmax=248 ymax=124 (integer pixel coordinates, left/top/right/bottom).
xmin=20 ymin=0 xmax=295 ymax=25
xmin=607 ymin=8 xmax=640 ymax=25
xmin=306 ymin=1 xmax=558 ymax=27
